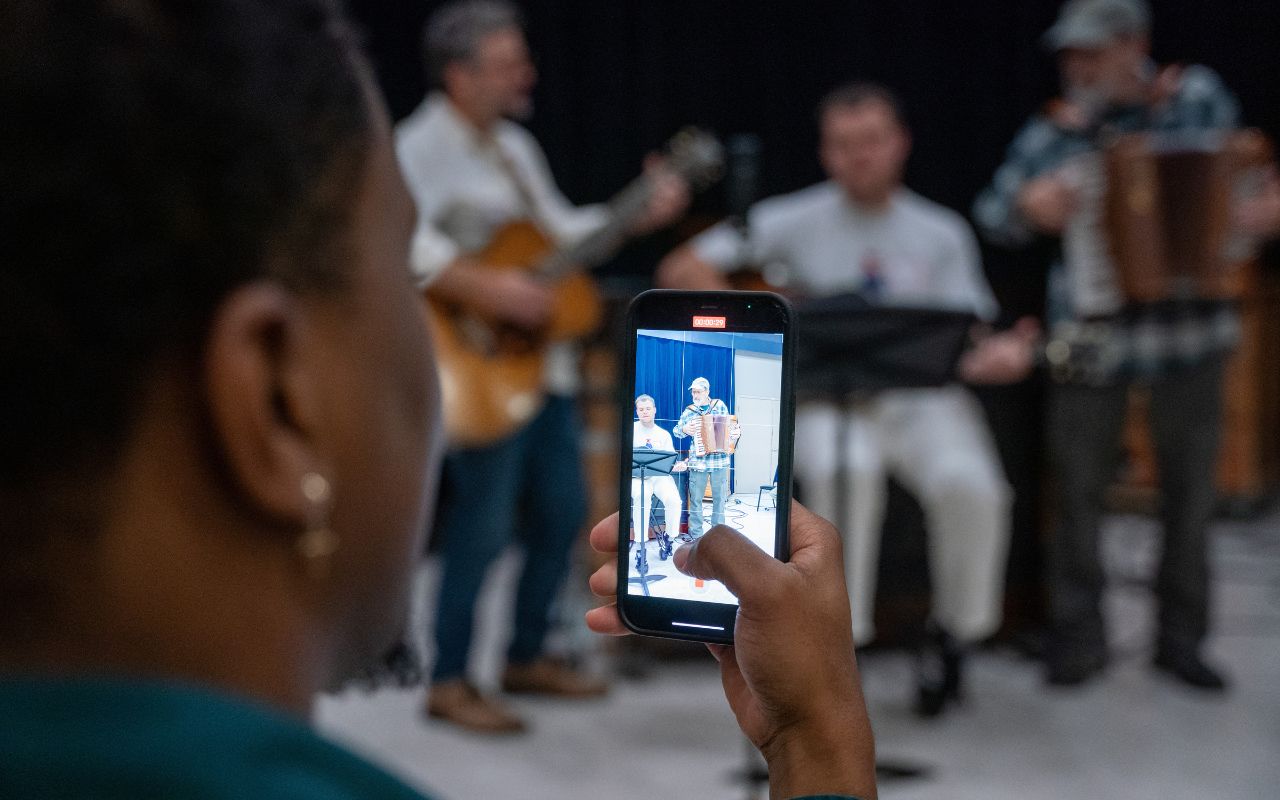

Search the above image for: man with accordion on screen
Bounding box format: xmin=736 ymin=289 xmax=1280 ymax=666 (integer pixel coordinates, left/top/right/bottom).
xmin=673 ymin=378 xmax=742 ymax=541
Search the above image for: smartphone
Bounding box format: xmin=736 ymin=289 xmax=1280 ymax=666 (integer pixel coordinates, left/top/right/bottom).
xmin=616 ymin=290 xmax=796 ymax=644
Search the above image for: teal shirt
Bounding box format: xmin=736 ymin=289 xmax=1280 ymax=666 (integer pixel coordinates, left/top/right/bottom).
xmin=0 ymin=676 xmax=863 ymax=800
xmin=0 ymin=676 xmax=431 ymax=799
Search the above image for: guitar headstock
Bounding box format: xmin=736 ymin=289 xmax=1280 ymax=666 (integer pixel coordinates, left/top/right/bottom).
xmin=664 ymin=127 xmax=725 ymax=190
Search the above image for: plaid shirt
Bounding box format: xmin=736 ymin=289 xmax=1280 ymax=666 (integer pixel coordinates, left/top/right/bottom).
xmin=674 ymin=400 xmax=733 ymax=472
xmin=974 ymin=64 xmax=1242 ymax=381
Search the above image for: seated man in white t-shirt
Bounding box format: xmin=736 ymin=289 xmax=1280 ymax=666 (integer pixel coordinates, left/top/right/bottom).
xmin=658 ymin=82 xmax=1036 ymax=719
xmin=631 ymin=395 xmax=686 ymax=548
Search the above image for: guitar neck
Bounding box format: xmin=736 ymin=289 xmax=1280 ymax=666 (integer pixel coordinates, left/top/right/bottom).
xmin=532 ymin=128 xmax=724 ymax=282
xmin=536 ymin=173 xmax=653 ymax=281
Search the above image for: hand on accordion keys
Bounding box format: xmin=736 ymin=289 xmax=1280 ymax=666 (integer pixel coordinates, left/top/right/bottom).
xmin=1233 ymin=164 xmax=1280 ymax=239
xmin=1017 ymin=172 xmax=1079 ymax=235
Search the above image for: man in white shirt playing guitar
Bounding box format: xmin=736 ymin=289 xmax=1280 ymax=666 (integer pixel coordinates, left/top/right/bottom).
xmin=397 ymin=0 xmax=689 ymax=735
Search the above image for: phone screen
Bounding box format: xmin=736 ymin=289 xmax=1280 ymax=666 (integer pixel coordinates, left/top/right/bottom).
xmin=619 ymin=291 xmax=794 ymax=641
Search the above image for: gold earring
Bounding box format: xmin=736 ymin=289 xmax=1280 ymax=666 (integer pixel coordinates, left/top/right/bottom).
xmin=297 ymin=472 xmax=338 ymax=574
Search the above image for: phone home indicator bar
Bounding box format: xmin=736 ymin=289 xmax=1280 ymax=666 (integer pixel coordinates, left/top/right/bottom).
xmin=672 ymin=621 xmax=726 ymax=631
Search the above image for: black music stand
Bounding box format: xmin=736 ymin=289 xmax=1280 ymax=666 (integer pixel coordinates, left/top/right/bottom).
xmin=796 ymin=294 xmax=975 ymax=397
xmin=628 ymin=448 xmax=680 ymax=597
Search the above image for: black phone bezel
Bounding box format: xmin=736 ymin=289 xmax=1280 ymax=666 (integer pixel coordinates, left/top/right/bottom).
xmin=615 ymin=289 xmax=797 ymax=645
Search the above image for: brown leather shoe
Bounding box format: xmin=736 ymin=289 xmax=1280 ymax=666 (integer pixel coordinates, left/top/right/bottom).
xmin=501 ymin=657 xmax=608 ymax=698
xmin=425 ymin=679 xmax=527 ymax=734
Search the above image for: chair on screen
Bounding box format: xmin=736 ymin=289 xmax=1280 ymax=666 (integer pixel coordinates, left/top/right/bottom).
xmin=757 ymin=467 xmax=778 ymax=511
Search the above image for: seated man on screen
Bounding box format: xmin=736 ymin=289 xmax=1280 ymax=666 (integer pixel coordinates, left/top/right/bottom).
xmin=658 ymin=82 xmax=1033 ymax=718
xmin=631 ymin=394 xmax=686 ymax=546
xmin=673 ymin=378 xmax=741 ymax=540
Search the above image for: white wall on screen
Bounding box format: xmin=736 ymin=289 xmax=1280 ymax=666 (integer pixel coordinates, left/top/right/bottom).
xmin=733 ymin=351 xmax=781 ymax=492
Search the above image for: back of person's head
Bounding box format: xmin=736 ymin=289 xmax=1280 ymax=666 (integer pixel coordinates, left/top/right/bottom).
xmin=423 ymin=0 xmax=523 ymax=87
xmin=1 ymin=0 xmax=366 ymax=605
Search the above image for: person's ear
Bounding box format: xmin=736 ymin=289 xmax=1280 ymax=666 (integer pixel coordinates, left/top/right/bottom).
xmin=442 ymin=61 xmax=473 ymax=100
xmin=202 ymin=282 xmax=325 ymax=531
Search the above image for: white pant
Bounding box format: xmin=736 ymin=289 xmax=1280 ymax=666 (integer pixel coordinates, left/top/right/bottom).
xmin=630 ymin=475 xmax=683 ymax=541
xmin=794 ymin=386 xmax=1012 ymax=645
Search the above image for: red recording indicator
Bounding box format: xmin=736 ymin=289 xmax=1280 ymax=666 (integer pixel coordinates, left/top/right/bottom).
xmin=692 ymin=315 xmax=726 ymax=329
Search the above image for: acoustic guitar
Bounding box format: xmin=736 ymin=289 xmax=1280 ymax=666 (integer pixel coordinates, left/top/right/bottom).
xmin=428 ymin=128 xmax=724 ymax=448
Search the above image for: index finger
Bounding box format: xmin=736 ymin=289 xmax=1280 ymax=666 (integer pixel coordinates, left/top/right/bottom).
xmin=589 ymin=513 xmax=620 ymax=556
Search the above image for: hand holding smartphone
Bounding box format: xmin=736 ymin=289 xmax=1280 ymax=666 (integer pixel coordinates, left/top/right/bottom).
xmin=615 ymin=290 xmax=796 ymax=644
xmin=585 ymin=505 xmax=876 ymax=799
xmin=594 ymin=291 xmax=874 ymax=797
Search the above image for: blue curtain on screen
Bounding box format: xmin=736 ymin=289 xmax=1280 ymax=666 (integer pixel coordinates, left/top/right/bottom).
xmin=633 ymin=334 xmax=736 ymax=510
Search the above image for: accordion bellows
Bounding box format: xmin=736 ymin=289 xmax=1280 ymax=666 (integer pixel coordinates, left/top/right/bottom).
xmin=1102 ymin=129 xmax=1272 ymax=303
xmin=692 ymin=413 xmax=736 ymax=457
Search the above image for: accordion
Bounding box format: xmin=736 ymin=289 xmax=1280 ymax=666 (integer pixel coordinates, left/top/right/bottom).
xmin=1087 ymin=129 xmax=1272 ymax=306
xmin=691 ymin=413 xmax=736 ymax=457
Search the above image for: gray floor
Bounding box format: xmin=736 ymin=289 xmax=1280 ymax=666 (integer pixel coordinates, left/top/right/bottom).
xmin=315 ymin=509 xmax=1280 ymax=800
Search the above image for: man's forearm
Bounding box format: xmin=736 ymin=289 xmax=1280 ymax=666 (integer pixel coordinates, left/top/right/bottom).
xmin=974 ymin=182 xmax=1034 ymax=248
xmin=656 ymin=246 xmax=731 ymax=290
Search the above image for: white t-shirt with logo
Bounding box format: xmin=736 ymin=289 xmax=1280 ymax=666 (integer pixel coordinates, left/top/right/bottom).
xmin=692 ymin=183 xmax=997 ymax=320
xmin=633 ymin=422 xmax=677 ymax=453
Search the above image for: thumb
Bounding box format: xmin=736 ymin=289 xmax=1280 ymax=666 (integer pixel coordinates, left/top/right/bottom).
xmin=673 ymin=525 xmax=779 ymax=600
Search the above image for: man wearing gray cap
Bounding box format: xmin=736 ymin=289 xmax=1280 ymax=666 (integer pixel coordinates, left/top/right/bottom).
xmin=1043 ymin=0 xmax=1150 ymax=53
xmin=975 ymin=0 xmax=1259 ymax=691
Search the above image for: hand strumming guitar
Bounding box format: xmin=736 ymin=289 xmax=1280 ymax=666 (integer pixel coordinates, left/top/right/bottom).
xmin=428 ymin=257 xmax=553 ymax=331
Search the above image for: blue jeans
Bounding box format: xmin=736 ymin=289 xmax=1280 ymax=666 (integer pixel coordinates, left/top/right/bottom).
xmin=685 ymin=467 xmax=729 ymax=539
xmin=430 ymin=396 xmax=587 ymax=683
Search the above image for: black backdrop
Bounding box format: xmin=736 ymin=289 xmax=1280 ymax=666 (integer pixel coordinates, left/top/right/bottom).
xmin=354 ymin=6 xmax=1276 ymax=230
xmin=349 ymin=0 xmax=1280 ymax=316
xmin=348 ymin=0 xmax=1280 ymax=640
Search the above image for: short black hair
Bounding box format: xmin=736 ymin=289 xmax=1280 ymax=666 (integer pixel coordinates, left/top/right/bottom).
xmin=0 ymin=0 xmax=371 ymax=608
xmin=423 ymin=0 xmax=524 ymax=88
xmin=817 ymin=81 xmax=908 ymax=128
